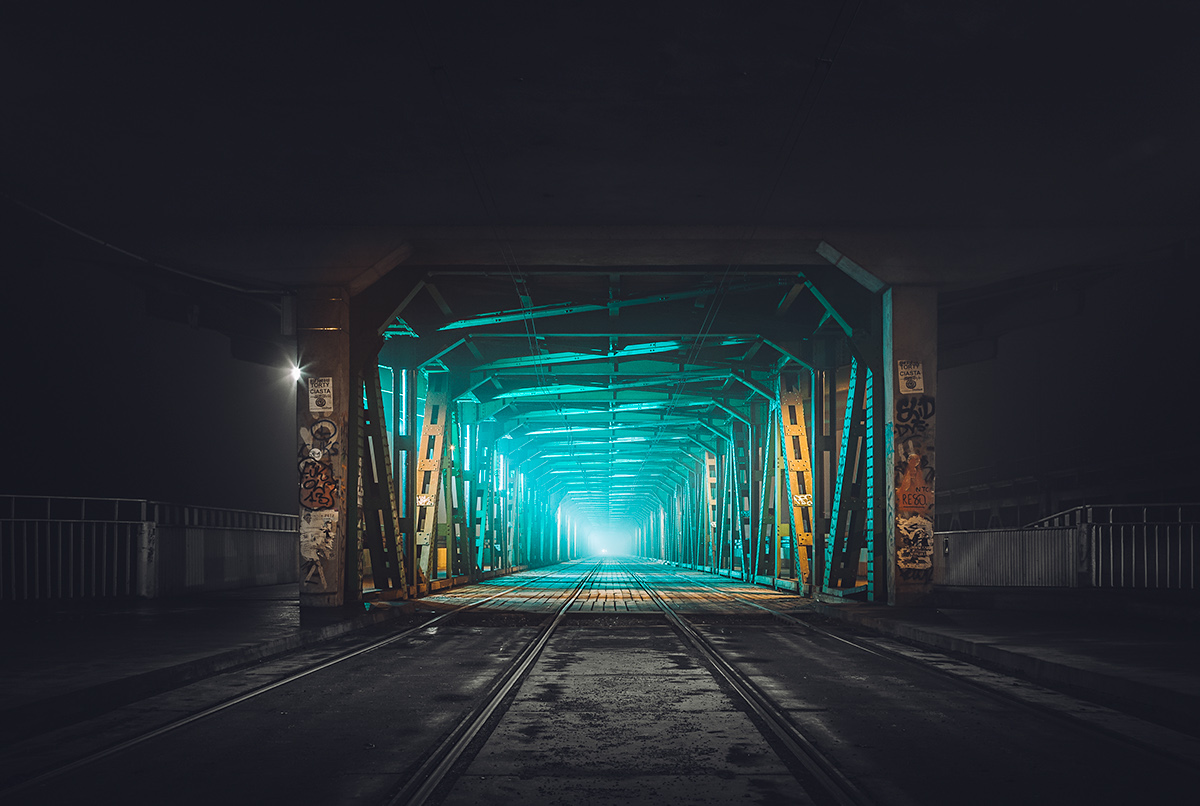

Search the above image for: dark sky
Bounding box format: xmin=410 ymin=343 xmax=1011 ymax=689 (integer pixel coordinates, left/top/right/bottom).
xmin=3 ymin=2 xmax=1198 ymax=512
xmin=3 ymin=2 xmax=1197 ymax=231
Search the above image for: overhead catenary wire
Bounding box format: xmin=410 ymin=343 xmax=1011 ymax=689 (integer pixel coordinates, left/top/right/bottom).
xmin=2 ymin=192 xmax=284 ymax=297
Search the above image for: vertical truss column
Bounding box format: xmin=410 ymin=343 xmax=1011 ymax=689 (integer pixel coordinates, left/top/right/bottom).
xmin=536 ymin=493 xmax=547 ymax=566
xmin=493 ymin=451 xmax=508 ymax=570
xmin=810 ymin=337 xmax=839 ymax=594
xmin=748 ymin=403 xmax=763 ymax=581
xmin=514 ymin=470 xmax=526 ymax=566
xmin=700 ymin=453 xmax=710 ymax=573
xmin=472 ymin=434 xmax=491 ymax=574
xmin=750 ymin=399 xmax=777 ymax=582
xmin=360 ymin=364 xmax=406 ymax=595
xmin=687 ymin=470 xmax=699 ymax=567
xmin=779 ymin=371 xmax=816 ymax=590
xmin=446 ymin=407 xmax=471 ymax=578
xmin=774 ymin=435 xmax=788 ymax=581
xmin=399 ymin=368 xmax=418 ymax=588
xmin=716 ymin=445 xmax=731 ymax=572
xmin=555 ymin=504 xmax=562 ymax=564
xmin=733 ymin=422 xmax=751 ymax=580
xmin=505 ymin=464 xmax=516 ymax=568
xmin=663 ymin=496 xmax=670 ymax=562
xmin=413 ymin=374 xmax=449 ymax=585
xmin=826 ymin=357 xmax=874 ymax=592
xmin=677 ymin=480 xmax=687 ymax=565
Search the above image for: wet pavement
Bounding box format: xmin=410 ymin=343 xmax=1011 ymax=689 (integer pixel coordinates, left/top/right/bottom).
xmin=3 ymin=558 xmax=1199 ymax=805
xmin=1 ymin=560 xmax=1197 ymax=747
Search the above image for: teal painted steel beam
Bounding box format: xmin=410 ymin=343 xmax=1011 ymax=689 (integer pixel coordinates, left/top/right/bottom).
xmin=474 ymin=336 xmax=755 ymax=372
xmin=801 ymin=280 xmax=853 ymax=338
xmin=438 ymin=279 xmax=791 ymax=331
xmin=492 ymin=370 xmax=740 ymax=399
xmin=731 ymin=371 xmax=776 ymax=401
xmin=816 ymin=241 xmax=887 ymax=294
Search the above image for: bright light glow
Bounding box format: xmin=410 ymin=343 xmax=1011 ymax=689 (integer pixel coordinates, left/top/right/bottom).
xmin=290 ymin=366 xmax=302 ymax=382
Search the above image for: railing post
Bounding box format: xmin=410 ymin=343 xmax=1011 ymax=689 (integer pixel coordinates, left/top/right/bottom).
xmin=1075 ymin=523 xmax=1093 ymax=588
xmin=136 ymin=521 xmax=159 ymax=598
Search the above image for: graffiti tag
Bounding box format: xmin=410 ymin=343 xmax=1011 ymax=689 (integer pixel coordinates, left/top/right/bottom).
xmin=299 ymin=458 xmax=338 ymax=510
xmin=896 ymin=454 xmax=934 ymax=515
xmin=895 ymin=395 xmax=935 ymax=441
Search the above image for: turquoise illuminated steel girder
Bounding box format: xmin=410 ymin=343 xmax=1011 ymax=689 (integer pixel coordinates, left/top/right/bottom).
xmin=349 ymin=256 xmax=890 ymax=603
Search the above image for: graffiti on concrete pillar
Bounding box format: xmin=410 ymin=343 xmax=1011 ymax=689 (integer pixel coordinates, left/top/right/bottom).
xmin=896 ymin=513 xmax=934 ymax=578
xmin=896 ymin=451 xmax=934 ymax=515
xmin=299 ymin=419 xmax=342 ymax=592
xmin=894 ymin=388 xmax=935 ymax=583
xmin=299 ymin=420 xmax=341 ymax=511
xmin=895 ymin=395 xmax=935 ymax=441
xmin=299 ymin=459 xmax=337 ymax=510
xmin=300 ymin=509 xmax=338 ymax=589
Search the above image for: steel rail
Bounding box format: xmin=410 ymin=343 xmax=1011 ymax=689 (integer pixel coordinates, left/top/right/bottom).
xmin=621 ymin=558 xmax=874 ymax=806
xmin=653 ymin=562 xmax=892 ymax=656
xmin=0 ymin=561 xmax=591 ymax=799
xmin=653 ymin=561 xmax=1200 ymax=772
xmin=386 ymin=559 xmax=607 ymax=806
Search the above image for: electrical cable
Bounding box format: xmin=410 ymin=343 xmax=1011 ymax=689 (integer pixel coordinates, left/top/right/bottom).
xmin=2 ymin=192 xmax=284 ymax=296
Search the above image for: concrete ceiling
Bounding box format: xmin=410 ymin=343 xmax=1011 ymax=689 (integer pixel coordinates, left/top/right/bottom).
xmin=3 ymin=2 xmax=1197 ymax=290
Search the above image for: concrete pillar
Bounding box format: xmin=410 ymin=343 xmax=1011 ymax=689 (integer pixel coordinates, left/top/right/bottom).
xmin=296 ymin=287 xmax=351 ymax=608
xmin=883 ymin=286 xmax=938 ymax=605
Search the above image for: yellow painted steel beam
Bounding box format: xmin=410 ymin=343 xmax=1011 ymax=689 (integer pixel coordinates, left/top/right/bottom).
xmin=414 ymin=374 xmax=450 ymax=582
xmin=779 ymin=372 xmax=815 ymax=587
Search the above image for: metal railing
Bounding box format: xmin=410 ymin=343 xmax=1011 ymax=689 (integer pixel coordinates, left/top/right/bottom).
xmin=1 ymin=519 xmax=142 ymax=599
xmin=1040 ymin=504 xmax=1199 ymax=590
xmin=0 ymin=496 xmax=299 ymax=601
xmin=935 ymin=528 xmax=1079 ymax=587
xmin=937 ymin=504 xmax=1198 ymax=590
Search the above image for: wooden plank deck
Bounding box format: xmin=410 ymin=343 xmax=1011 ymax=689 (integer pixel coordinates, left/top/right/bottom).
xmin=422 ymin=557 xmax=810 ymax=615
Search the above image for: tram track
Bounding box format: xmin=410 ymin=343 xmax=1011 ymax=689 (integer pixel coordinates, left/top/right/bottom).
xmin=0 ymin=561 xmax=596 ymax=800
xmin=651 ymin=561 xmax=1200 ymax=773
xmin=383 ymin=560 xmax=606 ymax=806
xmin=390 ymin=555 xmax=873 ymax=806
xmin=397 ymin=558 xmax=1198 ymax=805
xmin=6 ymin=557 xmax=1196 ymax=805
xmin=390 ymin=557 xmax=846 ymax=806
xmin=622 ymin=559 xmax=873 ymax=806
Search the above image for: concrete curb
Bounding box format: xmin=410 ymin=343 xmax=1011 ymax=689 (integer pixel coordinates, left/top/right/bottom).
xmin=0 ymin=602 xmax=416 ymax=745
xmin=810 ymin=601 xmax=1200 ymax=733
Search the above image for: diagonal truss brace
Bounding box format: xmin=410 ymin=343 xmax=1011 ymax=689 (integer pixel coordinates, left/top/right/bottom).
xmin=825 ymin=357 xmax=873 ymax=591
xmin=361 ymin=366 xmax=406 ymax=593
